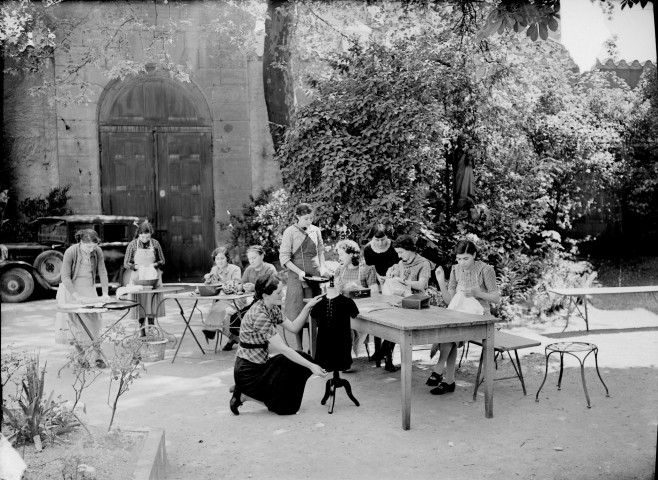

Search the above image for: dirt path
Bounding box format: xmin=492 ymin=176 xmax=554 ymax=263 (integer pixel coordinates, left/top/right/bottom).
xmin=2 ymin=299 xmax=657 ymax=479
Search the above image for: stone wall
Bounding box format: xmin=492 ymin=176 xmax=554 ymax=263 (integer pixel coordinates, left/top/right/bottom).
xmin=3 ymin=1 xmax=280 ymax=239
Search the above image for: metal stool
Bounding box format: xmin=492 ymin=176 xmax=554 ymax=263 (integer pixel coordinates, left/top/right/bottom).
xmin=535 ymin=342 xmax=610 ymax=408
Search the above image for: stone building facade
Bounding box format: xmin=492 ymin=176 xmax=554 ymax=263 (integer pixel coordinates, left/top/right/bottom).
xmin=3 ymin=1 xmax=280 ymax=279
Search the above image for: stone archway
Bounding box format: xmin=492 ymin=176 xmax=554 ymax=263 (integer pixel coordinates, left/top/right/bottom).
xmin=98 ymin=71 xmax=213 ymax=281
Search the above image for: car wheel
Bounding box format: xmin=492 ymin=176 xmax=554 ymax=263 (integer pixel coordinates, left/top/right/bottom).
xmin=33 ymin=250 xmax=64 ymax=286
xmin=0 ymin=268 xmax=35 ymax=303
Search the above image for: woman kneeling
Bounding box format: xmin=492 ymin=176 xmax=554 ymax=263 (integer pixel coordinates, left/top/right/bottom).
xmin=230 ymin=276 xmax=327 ymax=415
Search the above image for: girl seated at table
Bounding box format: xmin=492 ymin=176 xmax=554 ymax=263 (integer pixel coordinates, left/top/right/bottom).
xmin=375 ymin=234 xmax=432 ymax=371
xmin=333 ymin=239 xmax=378 ymax=294
xmin=201 ymin=246 xmax=241 ymax=344
xmin=427 ymin=239 xmax=500 ymax=395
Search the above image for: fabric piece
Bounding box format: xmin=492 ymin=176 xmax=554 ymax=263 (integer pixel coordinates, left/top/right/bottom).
xmin=311 ymin=295 xmax=359 ymax=372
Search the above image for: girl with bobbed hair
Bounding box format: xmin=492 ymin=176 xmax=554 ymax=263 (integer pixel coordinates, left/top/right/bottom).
xmin=55 ymin=229 xmax=111 ymax=368
xmin=201 ymin=246 xmax=242 ymax=348
xmin=123 ymin=220 xmax=167 ymax=336
xmin=375 ymin=234 xmax=432 ymax=371
xmin=426 ymin=239 xmax=500 ymax=395
xmin=230 ymin=276 xmax=327 ymax=416
xmin=333 ymin=239 xmax=377 ymax=293
xmin=279 ymin=203 xmax=329 ymax=350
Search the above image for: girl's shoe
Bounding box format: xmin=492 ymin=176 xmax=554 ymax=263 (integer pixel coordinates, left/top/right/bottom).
xmin=430 ymin=382 xmax=456 ymax=395
xmin=229 ymin=390 xmax=243 ymax=415
xmin=222 ymin=340 xmax=236 ymax=351
xmin=426 ymin=372 xmax=443 ymax=387
xmin=384 ymin=358 xmax=398 ymax=372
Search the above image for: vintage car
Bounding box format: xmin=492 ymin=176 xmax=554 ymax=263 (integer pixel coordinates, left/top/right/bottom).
xmin=0 ymin=215 xmax=140 ymax=303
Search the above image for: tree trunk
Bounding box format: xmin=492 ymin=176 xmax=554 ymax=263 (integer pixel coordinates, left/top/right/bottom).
xmin=263 ymin=0 xmax=296 ymax=152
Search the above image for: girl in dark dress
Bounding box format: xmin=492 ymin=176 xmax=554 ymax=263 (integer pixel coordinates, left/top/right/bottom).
xmin=230 ymin=276 xmax=327 ymax=415
xmin=362 ymin=224 xmax=399 ymax=370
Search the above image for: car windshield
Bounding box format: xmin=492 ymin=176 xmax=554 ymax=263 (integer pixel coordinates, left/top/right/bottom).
xmin=37 ymin=221 xmax=67 ymax=243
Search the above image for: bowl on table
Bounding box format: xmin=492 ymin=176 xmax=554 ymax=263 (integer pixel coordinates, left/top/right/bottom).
xmin=133 ymin=279 xmax=159 ymax=289
xmin=198 ymin=284 xmax=222 ymax=296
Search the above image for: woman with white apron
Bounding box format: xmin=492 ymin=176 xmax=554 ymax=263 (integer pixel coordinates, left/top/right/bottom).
xmin=123 ymin=221 xmax=166 ymax=336
xmin=427 ymin=239 xmax=500 ymax=396
xmin=279 ymin=203 xmax=327 ymax=351
xmin=54 ymin=229 xmax=111 ymax=368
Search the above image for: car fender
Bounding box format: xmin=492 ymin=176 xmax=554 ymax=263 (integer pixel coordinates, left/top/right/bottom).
xmin=0 ymin=260 xmax=54 ymax=291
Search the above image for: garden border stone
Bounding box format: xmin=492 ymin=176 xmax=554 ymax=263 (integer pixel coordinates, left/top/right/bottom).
xmin=131 ymin=427 xmax=168 ymax=480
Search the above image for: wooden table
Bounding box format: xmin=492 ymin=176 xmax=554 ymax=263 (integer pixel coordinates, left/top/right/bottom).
xmin=309 ymin=293 xmax=498 ymax=430
xmin=164 ymin=290 xmax=254 ymax=363
xmin=549 ymin=286 xmax=658 ymax=331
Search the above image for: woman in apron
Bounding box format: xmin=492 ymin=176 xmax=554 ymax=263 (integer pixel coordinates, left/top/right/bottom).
xmin=279 ymin=203 xmax=327 ymax=350
xmin=427 ymin=239 xmax=500 ymax=395
xmin=55 ymin=229 xmax=111 ymax=368
xmin=123 ymin=221 xmax=166 ymax=336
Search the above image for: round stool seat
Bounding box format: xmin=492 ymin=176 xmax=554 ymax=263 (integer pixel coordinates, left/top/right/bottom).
xmin=535 ymin=341 xmax=609 ymax=408
xmin=546 ymin=342 xmax=597 ymax=353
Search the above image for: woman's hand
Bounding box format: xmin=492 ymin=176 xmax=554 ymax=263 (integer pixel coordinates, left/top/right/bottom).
xmin=297 ymin=271 xmax=306 ymax=281
xmin=466 ymin=286 xmax=482 ymax=298
xmin=243 ymin=282 xmax=255 ymax=292
xmin=203 ymin=273 xmax=211 ymax=280
xmin=435 ymin=266 xmax=446 ymax=284
xmin=304 ymin=295 xmax=325 ymax=311
xmin=309 ymin=363 xmax=328 ymax=377
xmin=100 ymin=294 xmax=111 ymax=303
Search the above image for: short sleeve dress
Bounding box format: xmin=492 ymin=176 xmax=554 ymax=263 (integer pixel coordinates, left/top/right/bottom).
xmin=311 ymin=295 xmax=359 ymax=372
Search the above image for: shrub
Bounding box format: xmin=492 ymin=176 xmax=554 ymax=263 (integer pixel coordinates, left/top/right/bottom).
xmin=225 ymin=188 xmax=291 ymax=264
xmin=0 ymin=186 xmax=73 ymax=242
xmin=1 ymin=354 xmax=79 ymax=446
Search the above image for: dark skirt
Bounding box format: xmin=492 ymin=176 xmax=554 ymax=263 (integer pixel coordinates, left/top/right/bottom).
xmin=234 ymin=351 xmax=313 ymax=415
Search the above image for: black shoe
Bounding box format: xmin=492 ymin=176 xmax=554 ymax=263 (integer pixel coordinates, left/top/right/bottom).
xmin=430 ymin=382 xmax=456 ymax=395
xmin=222 ymin=340 xmax=236 ymax=351
xmin=202 ymin=330 xmax=217 ymax=343
xmin=426 ymin=372 xmax=443 ymax=387
xmin=95 ymin=358 xmax=107 ymax=369
xmin=384 ymin=358 xmax=398 ymax=372
xmin=230 ymin=390 xmax=243 ymax=415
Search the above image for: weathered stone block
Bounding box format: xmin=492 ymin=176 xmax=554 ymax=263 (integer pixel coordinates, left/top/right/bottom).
xmin=220 ymin=69 xmax=248 ymax=85
xmin=212 ymin=85 xmax=248 ymax=103
xmin=213 ymin=103 xmax=250 ymax=121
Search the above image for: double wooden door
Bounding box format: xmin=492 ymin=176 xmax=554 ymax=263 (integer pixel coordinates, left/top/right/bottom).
xmin=100 ymin=128 xmax=213 ymax=281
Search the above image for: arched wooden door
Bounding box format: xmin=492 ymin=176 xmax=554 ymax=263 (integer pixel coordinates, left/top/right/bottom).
xmin=99 ymin=74 xmax=213 ymax=282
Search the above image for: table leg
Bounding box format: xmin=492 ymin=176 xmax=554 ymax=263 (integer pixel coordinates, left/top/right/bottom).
xmin=400 ymin=331 xmax=413 ymax=430
xmin=483 ymin=323 xmax=494 ymax=418
xmin=171 ymin=299 xmax=205 ymax=363
xmin=74 ymin=313 xmax=109 ymax=364
xmin=562 ymin=297 xmax=574 ymax=332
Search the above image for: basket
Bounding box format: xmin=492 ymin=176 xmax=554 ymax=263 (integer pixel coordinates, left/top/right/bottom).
xmin=139 ymin=327 xmax=167 ymax=361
